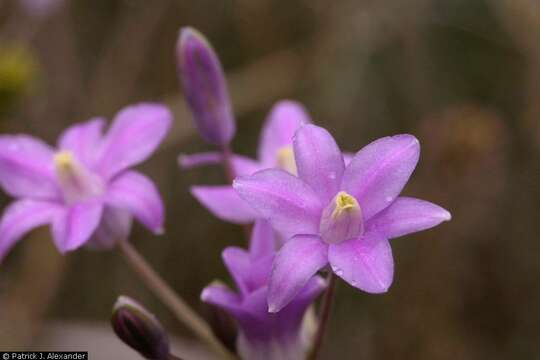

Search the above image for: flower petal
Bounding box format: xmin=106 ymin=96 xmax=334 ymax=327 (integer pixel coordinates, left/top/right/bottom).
xmin=293 ymin=124 xmax=345 ymax=204
xmin=52 ymin=201 xmax=104 ymax=253
xmin=341 ymin=134 xmax=420 ymax=220
xmin=191 ymin=185 xmax=258 ymax=224
xmin=366 ymin=197 xmax=451 ymax=239
xmin=222 ymin=246 xmax=252 ymax=295
xmin=201 ymin=283 xmax=244 ymax=316
xmin=249 ymin=219 xmax=275 ymax=259
xmin=233 ymin=169 xmax=322 ymax=240
xmin=258 ymin=100 xmax=311 ymax=166
xmin=277 ymin=276 xmax=327 ymax=333
xmin=97 ymin=103 xmax=172 ymax=179
xmin=213 ymin=286 xmax=270 ymax=342
xmin=58 ymin=118 xmax=105 ymax=168
xmin=106 ymin=171 xmax=164 ymax=234
xmin=86 ymin=206 xmax=133 ymax=249
xmin=0 ymin=199 xmax=62 ymax=262
xmin=178 ymin=152 xmax=261 ymax=176
xmin=0 ymin=135 xmax=59 ymax=199
xmin=328 ymin=232 xmax=393 ymax=293
xmin=268 ymin=234 xmax=328 ymax=312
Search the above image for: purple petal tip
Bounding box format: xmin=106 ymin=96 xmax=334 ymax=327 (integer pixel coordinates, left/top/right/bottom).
xmin=200 ymin=287 xmax=212 ymax=301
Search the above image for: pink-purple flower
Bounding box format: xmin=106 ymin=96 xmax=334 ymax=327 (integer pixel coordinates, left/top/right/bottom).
xmin=180 ymin=100 xmax=312 ymax=224
xmin=233 ymin=124 xmax=451 ymax=312
xmin=201 ymin=220 xmax=325 ymax=359
xmin=0 ymin=103 xmax=171 ymax=261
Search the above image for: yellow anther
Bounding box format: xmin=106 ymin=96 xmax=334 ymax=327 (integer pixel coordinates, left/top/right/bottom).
xmin=332 ymin=191 xmax=360 ymax=220
xmin=54 ymin=150 xmax=75 ymax=171
xmin=276 ymin=146 xmax=297 ymax=175
xmin=53 ymin=150 xmax=105 ymax=204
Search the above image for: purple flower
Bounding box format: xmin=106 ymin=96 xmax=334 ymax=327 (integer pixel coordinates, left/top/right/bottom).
xmin=233 ymin=124 xmax=451 ymax=312
xmin=201 ymin=220 xmax=326 ymax=360
xmin=176 ymin=27 xmax=235 ymax=146
xmin=180 ymin=100 xmax=312 ymax=224
xmin=0 ymin=103 xmax=171 ymax=261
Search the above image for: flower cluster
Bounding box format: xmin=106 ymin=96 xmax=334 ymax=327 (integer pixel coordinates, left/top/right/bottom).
xmin=178 ymin=27 xmax=451 ymax=358
xmin=0 ymin=104 xmax=170 ymax=260
xmin=0 ymin=25 xmax=451 ymax=360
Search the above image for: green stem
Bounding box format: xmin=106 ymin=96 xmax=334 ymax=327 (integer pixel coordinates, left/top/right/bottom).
xmin=118 ymin=240 xmax=237 ymax=360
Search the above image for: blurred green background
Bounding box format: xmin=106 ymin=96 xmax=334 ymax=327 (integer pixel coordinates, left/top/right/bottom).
xmin=0 ymin=0 xmax=539 ymax=359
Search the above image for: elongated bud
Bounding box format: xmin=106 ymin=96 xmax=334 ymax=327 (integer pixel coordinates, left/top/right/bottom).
xmin=176 ymin=27 xmax=235 ymax=146
xmin=111 ymin=296 xmax=170 ymax=360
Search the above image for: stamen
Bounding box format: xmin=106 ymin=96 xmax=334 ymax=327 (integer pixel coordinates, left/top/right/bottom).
xmin=276 ymin=146 xmax=297 ymax=175
xmin=320 ymin=191 xmax=363 ymax=244
xmin=54 ymin=150 xmax=104 ymax=204
xmin=54 ymin=151 xmax=76 ymax=171
xmin=332 ymin=192 xmax=360 ymax=219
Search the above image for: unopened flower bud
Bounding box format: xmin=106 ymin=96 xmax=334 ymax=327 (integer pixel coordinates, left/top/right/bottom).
xmin=111 ymin=296 xmax=170 ymax=360
xmin=176 ymin=27 xmax=235 ymax=146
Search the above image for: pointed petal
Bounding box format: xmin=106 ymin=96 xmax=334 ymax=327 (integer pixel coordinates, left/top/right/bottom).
xmin=97 ymin=103 xmax=172 ymax=179
xmin=204 ymin=284 xmax=266 ymax=342
xmin=58 ymin=118 xmax=105 ymax=168
xmin=105 ymin=171 xmax=164 ymax=234
xmin=86 ymin=206 xmax=133 ymax=249
xmin=246 ymin=254 xmax=274 ymax=293
xmin=366 ymin=197 xmax=451 ymax=239
xmin=342 ymin=134 xmax=420 ymax=220
xmin=0 ymin=135 xmax=59 ymax=199
xmin=233 ymin=169 xmax=322 ymax=240
xmin=293 ymin=124 xmax=345 ymax=204
xmin=191 ymin=185 xmax=258 ymax=224
xmin=201 ymin=283 xmax=244 ymax=316
xmin=222 ymin=246 xmax=252 ymax=295
xmin=268 ymin=234 xmax=328 ymax=312
xmin=52 ymin=201 xmax=104 ymax=253
xmin=258 ymin=100 xmax=311 ymax=165
xmin=328 ymin=232 xmax=393 ymax=293
xmin=201 ymin=283 xmax=265 ymax=334
xmin=249 ymin=219 xmax=275 ymax=259
xmin=0 ymin=199 xmax=62 ymax=262
xmin=179 ymin=152 xmax=261 ymax=176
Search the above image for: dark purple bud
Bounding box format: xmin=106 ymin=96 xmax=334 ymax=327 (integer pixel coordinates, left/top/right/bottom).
xmin=111 ymin=296 xmax=170 ymax=360
xmin=176 ymin=27 xmax=235 ymax=146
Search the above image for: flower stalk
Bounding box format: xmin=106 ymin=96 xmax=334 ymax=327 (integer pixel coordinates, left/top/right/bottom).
xmin=117 ymin=240 xmax=236 ymax=360
xmin=307 ymin=273 xmax=337 ymax=360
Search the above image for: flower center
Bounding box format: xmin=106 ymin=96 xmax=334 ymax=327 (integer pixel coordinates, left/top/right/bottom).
xmin=276 ymin=146 xmax=297 ymax=175
xmin=319 ymin=191 xmax=363 ymax=244
xmin=54 ymin=150 xmax=104 ymax=204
